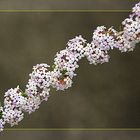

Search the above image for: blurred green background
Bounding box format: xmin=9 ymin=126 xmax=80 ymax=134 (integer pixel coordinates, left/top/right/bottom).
xmin=0 ymin=0 xmax=140 ymax=139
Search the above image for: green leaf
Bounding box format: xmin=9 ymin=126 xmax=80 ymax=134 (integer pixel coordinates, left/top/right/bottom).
xmin=61 ymin=69 xmax=67 ymax=75
xmin=0 ymin=111 xmax=3 ymax=119
xmin=52 ymin=64 xmax=56 ymax=70
xmin=21 ymin=92 xmax=28 ymax=97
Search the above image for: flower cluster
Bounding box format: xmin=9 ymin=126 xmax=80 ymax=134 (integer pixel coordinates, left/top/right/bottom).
xmin=0 ymin=2 xmax=140 ymax=132
xmin=25 ymin=64 xmax=51 ymax=113
xmin=84 ymin=43 xmax=110 ymax=65
xmin=3 ymin=87 xmax=25 ymax=126
xmin=84 ymin=26 xmax=117 ymax=65
xmin=51 ymin=36 xmax=86 ymax=90
xmin=0 ymin=106 xmax=4 ymax=131
xmin=132 ymin=2 xmax=140 ymax=17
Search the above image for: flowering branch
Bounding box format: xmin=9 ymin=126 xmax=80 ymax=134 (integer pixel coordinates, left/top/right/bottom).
xmin=0 ymin=2 xmax=140 ymax=132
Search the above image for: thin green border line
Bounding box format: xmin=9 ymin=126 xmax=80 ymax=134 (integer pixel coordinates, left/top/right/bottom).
xmin=0 ymin=8 xmax=135 ymax=132
xmin=0 ymin=9 xmax=131 ymax=12
xmin=4 ymin=128 xmax=140 ymax=131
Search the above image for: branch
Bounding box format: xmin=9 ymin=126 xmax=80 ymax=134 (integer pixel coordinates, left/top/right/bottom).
xmin=0 ymin=2 xmax=140 ymax=132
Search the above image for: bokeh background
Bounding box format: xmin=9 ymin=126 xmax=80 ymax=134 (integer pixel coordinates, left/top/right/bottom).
xmin=0 ymin=0 xmax=140 ymax=139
